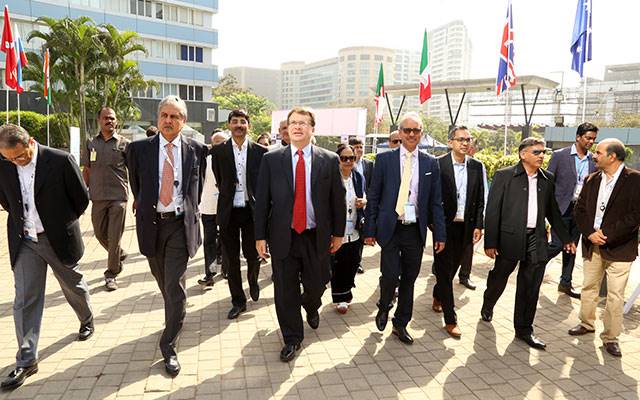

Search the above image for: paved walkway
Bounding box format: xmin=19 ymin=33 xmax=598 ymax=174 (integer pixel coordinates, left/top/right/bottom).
xmin=0 ymin=206 xmax=638 ymax=400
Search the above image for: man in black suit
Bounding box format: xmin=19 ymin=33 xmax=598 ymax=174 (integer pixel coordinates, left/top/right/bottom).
xmin=432 ymin=126 xmax=484 ymax=338
xmin=255 ymin=107 xmax=346 ymax=362
xmin=363 ymin=112 xmax=446 ymax=345
xmin=211 ymin=109 xmax=267 ymax=319
xmin=349 ymin=137 xmax=374 ymax=274
xmin=482 ymin=137 xmax=575 ymax=350
xmin=0 ymin=124 xmax=94 ymax=390
xmin=127 ymin=96 xmax=207 ymax=377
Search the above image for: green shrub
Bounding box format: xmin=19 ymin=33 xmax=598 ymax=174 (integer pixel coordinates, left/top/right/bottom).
xmin=0 ymin=111 xmax=70 ymax=149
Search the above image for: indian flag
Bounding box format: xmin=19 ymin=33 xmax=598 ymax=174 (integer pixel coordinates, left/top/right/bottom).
xmin=419 ymin=30 xmax=431 ymax=104
xmin=43 ymin=48 xmax=51 ymax=105
xmin=374 ymin=63 xmax=385 ymax=126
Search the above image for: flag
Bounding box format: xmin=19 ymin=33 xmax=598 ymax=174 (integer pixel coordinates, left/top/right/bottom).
xmin=496 ymin=0 xmax=516 ymax=96
xmin=43 ymin=48 xmax=51 ymax=105
xmin=374 ymin=63 xmax=385 ymax=126
xmin=570 ymin=0 xmax=592 ymax=77
xmin=14 ymin=23 xmax=28 ymax=94
xmin=419 ymin=30 xmax=431 ymax=104
xmin=1 ymin=6 xmax=18 ymax=90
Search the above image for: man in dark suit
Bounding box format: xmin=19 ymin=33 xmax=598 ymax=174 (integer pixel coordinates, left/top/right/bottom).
xmin=569 ymin=138 xmax=640 ymax=358
xmin=0 ymin=124 xmax=94 ymax=390
xmin=255 ymin=107 xmax=345 ymax=362
xmin=432 ymin=126 xmax=484 ymax=338
xmin=364 ymin=112 xmax=446 ymax=345
xmin=211 ymin=109 xmax=267 ymax=319
xmin=546 ymin=122 xmax=598 ymax=298
xmin=482 ymin=137 xmax=575 ymax=350
xmin=127 ymin=96 xmax=207 ymax=377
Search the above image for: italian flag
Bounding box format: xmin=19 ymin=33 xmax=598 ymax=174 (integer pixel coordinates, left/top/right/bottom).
xmin=374 ymin=63 xmax=385 ymax=126
xmin=43 ymin=48 xmax=51 ymax=105
xmin=419 ymin=30 xmax=431 ymax=104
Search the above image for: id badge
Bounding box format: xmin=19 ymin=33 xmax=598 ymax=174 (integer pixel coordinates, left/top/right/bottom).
xmin=345 ymin=219 xmax=355 ymax=235
xmin=90 ymin=149 xmax=97 ymax=162
xmin=404 ymin=203 xmax=417 ymax=223
xmin=233 ymin=189 xmax=246 ymax=207
xmin=573 ymin=183 xmax=583 ymax=200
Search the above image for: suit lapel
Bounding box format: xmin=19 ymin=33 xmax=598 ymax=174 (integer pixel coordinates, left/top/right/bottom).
xmin=442 ymin=153 xmax=456 ymax=206
xmin=390 ymin=149 xmax=401 ymax=193
xmin=310 ymin=146 xmax=321 ymax=208
xmin=181 ymin=136 xmax=193 ymax=195
xmin=282 ymin=146 xmax=293 ymax=194
xmin=465 ymin=159 xmax=476 ymax=209
xmin=604 ymin=167 xmax=628 ymax=218
xmin=149 ymin=135 xmax=160 ymax=199
xmin=569 ymin=149 xmax=578 ymax=181
xmin=34 ymin=145 xmax=50 ymax=196
xmin=417 ymin=152 xmax=427 ymax=203
xmin=226 ymin=139 xmax=238 ymax=183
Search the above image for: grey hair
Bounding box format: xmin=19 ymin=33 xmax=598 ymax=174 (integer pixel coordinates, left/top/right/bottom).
xmin=518 ymin=137 xmax=546 ymax=153
xmin=602 ymin=138 xmax=626 ymax=161
xmin=448 ymin=125 xmax=469 ymax=140
xmin=211 ymin=131 xmax=229 ymax=142
xmin=398 ymin=112 xmax=423 ymax=130
xmin=158 ymin=95 xmax=188 ymax=120
xmin=0 ymin=124 xmax=30 ymax=149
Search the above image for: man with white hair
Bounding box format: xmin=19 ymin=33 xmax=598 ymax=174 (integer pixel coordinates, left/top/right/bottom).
xmin=127 ymin=96 xmax=208 ymax=377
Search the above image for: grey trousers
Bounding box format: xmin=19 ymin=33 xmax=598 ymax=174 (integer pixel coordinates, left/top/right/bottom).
xmin=13 ymin=234 xmax=93 ymax=367
xmin=91 ymin=200 xmax=127 ymax=278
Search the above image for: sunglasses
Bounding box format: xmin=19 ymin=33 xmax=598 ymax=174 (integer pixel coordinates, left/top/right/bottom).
xmin=340 ymin=156 xmax=356 ymax=162
xmin=400 ymin=127 xmax=422 ymax=134
xmin=391 ymin=139 xmax=402 ymax=144
xmin=530 ymin=149 xmax=548 ymax=156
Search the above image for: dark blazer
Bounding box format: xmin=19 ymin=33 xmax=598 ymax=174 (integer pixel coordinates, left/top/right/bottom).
xmin=127 ymin=134 xmax=208 ymax=258
xmin=349 ymin=170 xmax=366 ymax=232
xmin=0 ymin=145 xmax=89 ymax=267
xmin=547 ymin=145 xmax=596 ymax=214
xmin=484 ymin=162 xmax=571 ymax=262
xmin=254 ymin=145 xmax=346 ymax=263
xmin=210 ymin=139 xmax=267 ymax=229
xmin=363 ymin=148 xmax=446 ymax=247
xmin=574 ymin=166 xmax=640 ymax=262
xmin=437 ymin=152 xmax=484 ymax=244
xmin=361 ymin=158 xmax=374 ymax=192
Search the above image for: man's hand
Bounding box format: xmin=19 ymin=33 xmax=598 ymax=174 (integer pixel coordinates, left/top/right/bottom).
xmin=355 ymin=198 xmax=367 ymax=209
xmin=588 ymin=230 xmax=607 ymax=245
xmin=472 ymin=228 xmax=483 ymax=244
xmin=364 ymin=237 xmax=376 ymax=246
xmin=485 ymin=248 xmax=498 ymax=259
xmin=132 ymin=199 xmax=137 ymax=215
xmin=256 ymin=240 xmax=270 ymax=259
xmin=329 ymin=236 xmax=343 ymax=254
xmin=563 ymin=242 xmax=577 ymax=254
xmin=434 ymin=241 xmax=445 ymax=254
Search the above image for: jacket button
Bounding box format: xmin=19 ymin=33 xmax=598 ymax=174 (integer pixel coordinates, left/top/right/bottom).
xmin=152 ymin=205 xmax=156 ymax=209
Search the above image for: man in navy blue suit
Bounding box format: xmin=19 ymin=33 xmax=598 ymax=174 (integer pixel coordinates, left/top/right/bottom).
xmin=364 ymin=112 xmax=446 ymax=344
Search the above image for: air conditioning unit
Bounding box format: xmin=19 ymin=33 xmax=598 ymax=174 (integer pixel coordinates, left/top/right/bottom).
xmin=206 ymin=108 xmax=216 ymax=122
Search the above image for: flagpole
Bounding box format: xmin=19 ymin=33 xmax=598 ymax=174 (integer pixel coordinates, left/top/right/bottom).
xmin=503 ymin=90 xmax=509 ymax=155
xmin=582 ymin=76 xmax=587 ymax=123
xmin=46 ymin=103 xmax=50 ymax=146
xmin=17 ymin=92 xmax=20 ymax=126
xmin=5 ymin=87 xmax=7 ymax=124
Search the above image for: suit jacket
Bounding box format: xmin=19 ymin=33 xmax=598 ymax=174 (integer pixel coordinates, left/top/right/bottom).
xmin=210 ymin=139 xmax=267 ymax=229
xmin=254 ymin=145 xmax=346 ymax=264
xmin=348 ymin=170 xmax=366 ymax=232
xmin=547 ymin=145 xmax=596 ymax=214
xmin=361 ymin=158 xmax=374 ymax=192
xmin=363 ymin=148 xmax=446 ymax=247
xmin=127 ymin=134 xmax=208 ymax=258
xmin=484 ymin=162 xmax=570 ymax=262
xmin=574 ymin=166 xmax=640 ymax=262
xmin=0 ymin=145 xmax=89 ymax=267
xmin=437 ymin=152 xmax=484 ymax=244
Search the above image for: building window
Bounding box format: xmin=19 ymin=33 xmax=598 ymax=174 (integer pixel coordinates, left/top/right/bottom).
xmin=374 ymin=55 xmax=383 ymax=61
xmin=178 ymin=85 xmax=203 ymax=101
xmin=360 ymin=54 xmax=370 ymax=60
xmin=347 ymin=55 xmax=356 ymax=61
xmin=196 ymin=47 xmax=203 ymax=63
xmin=180 ymin=45 xmax=203 ymax=63
xmin=155 ymin=2 xmax=163 ymax=19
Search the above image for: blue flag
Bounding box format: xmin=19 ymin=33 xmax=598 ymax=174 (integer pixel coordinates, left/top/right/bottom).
xmin=570 ymin=0 xmax=592 ymax=77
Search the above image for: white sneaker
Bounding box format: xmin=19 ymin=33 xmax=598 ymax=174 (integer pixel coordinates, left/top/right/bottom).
xmin=105 ymin=278 xmax=118 ymax=291
xmin=336 ymin=302 xmax=349 ymax=314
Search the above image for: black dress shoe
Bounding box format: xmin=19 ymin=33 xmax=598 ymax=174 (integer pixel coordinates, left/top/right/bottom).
xmin=78 ymin=320 xmax=94 ymax=341
xmin=227 ymin=305 xmax=247 ymax=320
xmin=164 ymin=356 xmax=181 ymax=377
xmin=279 ymin=343 xmax=301 ymax=362
xmin=392 ymin=326 xmax=414 ymax=344
xmin=249 ymin=281 xmax=260 ymax=302
xmin=459 ymin=278 xmax=476 ymax=290
xmin=568 ymin=324 xmax=595 ymax=336
xmin=480 ymin=308 xmax=493 ymax=322
xmin=375 ymin=308 xmax=389 ymax=331
xmin=357 ymin=265 xmax=364 ymax=274
xmin=604 ymin=342 xmax=622 ymax=357
xmin=1 ymin=364 xmax=38 ymax=391
xmin=516 ymin=334 xmax=546 ymax=350
xmin=197 ymin=274 xmax=215 ymax=287
xmin=558 ymin=284 xmax=581 ymax=299
xmin=307 ymin=310 xmax=319 ymax=329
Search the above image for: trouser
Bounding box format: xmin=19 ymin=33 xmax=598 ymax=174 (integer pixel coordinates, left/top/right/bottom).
xmin=579 ymin=246 xmax=632 ymax=343
xmin=201 ymin=213 xmax=223 ymax=277
xmin=91 ymin=200 xmax=127 ymax=278
xmin=272 ymin=229 xmax=327 ymax=345
xmin=433 ymin=222 xmax=466 ymax=325
xmin=378 ymin=222 xmax=424 ymax=328
xmin=483 ymin=230 xmax=544 ymax=336
xmin=458 ymin=241 xmax=474 ymax=281
xmin=331 ymin=239 xmax=362 ymax=303
xmin=547 ymin=202 xmax=580 ymax=287
xmin=146 ymin=216 xmax=189 ymax=360
xmin=220 ymin=207 xmax=260 ymax=307
xmin=13 ymin=234 xmax=93 ymax=367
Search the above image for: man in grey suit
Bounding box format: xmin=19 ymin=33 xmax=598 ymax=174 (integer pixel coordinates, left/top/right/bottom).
xmin=545 ymin=123 xmax=597 ymax=298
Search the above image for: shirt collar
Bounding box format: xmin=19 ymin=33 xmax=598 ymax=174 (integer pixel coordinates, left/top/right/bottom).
xmin=96 ymin=131 xmax=119 ymax=142
xmin=291 ymin=143 xmax=312 ymax=157
xmin=607 ymin=163 xmax=625 ymax=183
xmin=450 ymin=152 xmax=467 ymax=166
xmin=570 ymin=143 xmax=592 ymax=159
xmin=400 ymin=145 xmax=418 ymax=158
xmin=232 ymin=137 xmax=248 ymax=151
xmin=159 ymin=133 xmax=182 ymax=149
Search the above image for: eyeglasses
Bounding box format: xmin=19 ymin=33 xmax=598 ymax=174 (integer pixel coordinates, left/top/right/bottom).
xmin=340 ymin=155 xmax=356 ymax=162
xmin=288 ymin=120 xmax=311 ymax=127
xmin=452 ymin=137 xmax=472 ymax=143
xmin=530 ymin=149 xmax=548 ymax=156
xmin=400 ymin=127 xmax=421 ymax=134
xmin=391 ymin=139 xmax=402 ymax=144
xmin=5 ymin=148 xmax=30 ymax=162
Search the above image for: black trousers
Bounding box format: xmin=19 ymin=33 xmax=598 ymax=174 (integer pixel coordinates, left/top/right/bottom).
xmin=201 ymin=213 xmax=224 ymax=277
xmin=458 ymin=241 xmax=474 ymax=281
xmin=331 ymin=239 xmax=361 ymax=303
xmin=378 ymin=222 xmax=424 ymax=328
xmin=220 ymin=207 xmax=260 ymax=307
xmin=433 ymin=222 xmax=466 ymax=325
xmin=482 ymin=231 xmax=544 ymax=336
xmin=272 ymin=229 xmax=327 ymax=345
xmin=147 ymin=216 xmax=188 ymax=359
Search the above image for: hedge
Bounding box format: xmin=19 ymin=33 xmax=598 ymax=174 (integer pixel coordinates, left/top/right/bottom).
xmin=0 ymin=111 xmax=70 ymax=149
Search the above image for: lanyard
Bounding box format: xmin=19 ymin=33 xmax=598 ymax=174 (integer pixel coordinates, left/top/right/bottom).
xmin=576 ymin=157 xmax=588 ymax=183
xmin=19 ymin=168 xmax=36 ymax=212
xmin=454 ymin=163 xmax=466 ymax=198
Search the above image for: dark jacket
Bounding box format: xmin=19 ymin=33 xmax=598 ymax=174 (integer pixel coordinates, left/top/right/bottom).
xmin=127 ymin=134 xmax=208 ymax=258
xmin=361 ymin=158 xmax=374 ymax=193
xmin=547 ymin=145 xmax=596 ymax=214
xmin=349 ymin=169 xmax=365 ymax=232
xmin=574 ymin=166 xmax=640 ymax=262
xmin=0 ymin=145 xmax=89 ymax=267
xmin=484 ymin=162 xmax=570 ymax=262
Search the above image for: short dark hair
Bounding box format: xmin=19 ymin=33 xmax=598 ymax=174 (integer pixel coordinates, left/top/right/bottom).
xmin=448 ymin=125 xmax=469 ymax=140
xmin=227 ymin=109 xmax=250 ymax=124
xmin=257 ymin=133 xmax=271 ymax=144
xmin=287 ymin=107 xmax=316 ymax=127
xmin=518 ymin=137 xmax=546 ymax=153
xmin=0 ymin=124 xmax=30 ymax=149
xmin=97 ymin=106 xmax=115 ymax=119
xmin=145 ymin=125 xmax=159 ymax=137
xmin=336 ymin=143 xmax=354 ymax=156
xmin=576 ymin=122 xmax=599 ymax=137
xmin=348 ymin=137 xmax=363 ymax=146
xmin=605 ymin=141 xmax=626 ymax=161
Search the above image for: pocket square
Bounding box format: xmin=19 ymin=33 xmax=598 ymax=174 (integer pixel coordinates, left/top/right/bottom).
xmin=424 ymin=172 xmax=432 ymax=176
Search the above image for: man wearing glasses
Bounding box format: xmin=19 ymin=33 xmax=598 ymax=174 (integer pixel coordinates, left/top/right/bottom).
xmin=481 ymin=137 xmax=575 ymax=350
xmin=388 ymin=130 xmax=401 ymax=149
xmin=364 ymin=112 xmax=446 ymax=345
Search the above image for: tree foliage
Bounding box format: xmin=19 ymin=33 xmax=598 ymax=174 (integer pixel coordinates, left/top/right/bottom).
xmin=0 ymin=111 xmax=70 ymax=148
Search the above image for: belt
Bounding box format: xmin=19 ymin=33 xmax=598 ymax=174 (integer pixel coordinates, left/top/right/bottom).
xmin=156 ymin=211 xmax=183 ymax=220
xmin=526 ymin=228 xmax=536 ymax=234
xmin=398 ymin=220 xmax=418 ymax=226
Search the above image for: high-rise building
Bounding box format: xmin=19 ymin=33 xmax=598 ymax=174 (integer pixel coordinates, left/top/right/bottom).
xmin=224 ymin=66 xmax=281 ymax=107
xmin=281 ymin=58 xmax=339 ymax=109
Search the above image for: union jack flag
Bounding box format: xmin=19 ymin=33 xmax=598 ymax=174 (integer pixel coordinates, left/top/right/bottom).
xmin=496 ymin=0 xmax=516 ymax=96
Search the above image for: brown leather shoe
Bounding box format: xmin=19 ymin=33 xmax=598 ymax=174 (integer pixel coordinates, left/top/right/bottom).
xmin=604 ymin=342 xmax=622 ymax=357
xmin=568 ymin=324 xmax=595 ymax=336
xmin=432 ymin=298 xmax=443 ymax=313
xmin=445 ymin=324 xmax=461 ymax=338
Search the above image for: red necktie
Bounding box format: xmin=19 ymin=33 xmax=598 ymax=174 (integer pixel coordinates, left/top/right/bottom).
xmin=292 ymin=149 xmax=306 ymax=234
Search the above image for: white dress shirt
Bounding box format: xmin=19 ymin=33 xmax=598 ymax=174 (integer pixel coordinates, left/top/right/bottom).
xmin=452 ymin=152 xmax=468 ymax=221
xmin=291 ymin=144 xmax=316 ymax=229
xmin=199 ymin=154 xmax=219 ymax=215
xmin=593 ymin=164 xmax=625 ymax=230
xmin=399 ymin=145 xmax=420 ymax=215
xmin=232 ymin=138 xmax=249 ymax=207
xmin=526 ymin=172 xmax=538 ymax=229
xmin=157 ymin=134 xmax=183 ymax=213
xmin=342 ymin=174 xmax=360 ymax=243
xmin=18 ymin=142 xmax=44 ymax=240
